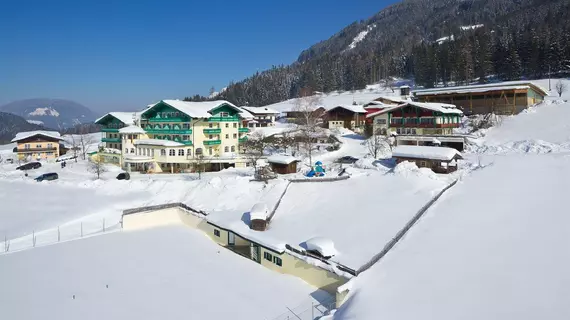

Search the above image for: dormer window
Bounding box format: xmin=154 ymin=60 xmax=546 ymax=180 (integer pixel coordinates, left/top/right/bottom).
xmin=220 ymin=112 xmax=229 ymax=117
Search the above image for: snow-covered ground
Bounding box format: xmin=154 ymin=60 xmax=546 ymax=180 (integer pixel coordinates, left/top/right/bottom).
xmin=208 ymin=167 xmax=453 ymax=269
xmin=0 ymin=226 xmax=329 ymax=320
xmin=334 ymin=154 xmax=570 ymax=320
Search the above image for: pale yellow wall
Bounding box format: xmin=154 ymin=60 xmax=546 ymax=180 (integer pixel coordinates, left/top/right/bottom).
xmin=372 ymin=113 xmax=389 ymax=135
xmin=122 ymin=208 xmax=183 ymax=230
xmin=258 ymin=247 xmax=348 ymax=294
xmin=16 ymin=140 xmax=60 ymax=160
xmin=198 ymin=221 xmax=229 ymax=246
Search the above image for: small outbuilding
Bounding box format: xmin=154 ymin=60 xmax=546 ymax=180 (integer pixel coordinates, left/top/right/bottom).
xmin=266 ymin=155 xmax=300 ymax=174
xmin=249 ymin=203 xmax=270 ymax=231
xmin=392 ymin=145 xmax=463 ymax=174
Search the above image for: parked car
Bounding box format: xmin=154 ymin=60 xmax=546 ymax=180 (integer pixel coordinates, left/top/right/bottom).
xmin=335 ymin=156 xmax=359 ymax=164
xmin=16 ymin=162 xmax=42 ymax=170
xmin=34 ymin=172 xmax=59 ymax=182
xmin=116 ymin=172 xmax=130 ymax=180
xmin=5 ymin=159 xmax=14 ymax=164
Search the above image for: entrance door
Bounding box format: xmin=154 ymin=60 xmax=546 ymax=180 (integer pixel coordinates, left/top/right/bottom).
xmin=250 ymin=243 xmax=260 ymax=263
xmin=228 ymin=232 xmax=235 ymax=246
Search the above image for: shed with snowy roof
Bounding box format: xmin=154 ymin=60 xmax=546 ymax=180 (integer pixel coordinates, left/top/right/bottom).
xmin=392 ymin=145 xmax=462 ymax=174
xmin=249 ymin=203 xmax=270 ymax=231
xmin=266 ymin=155 xmax=300 ymax=174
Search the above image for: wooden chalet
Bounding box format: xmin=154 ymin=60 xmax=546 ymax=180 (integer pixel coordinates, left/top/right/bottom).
xmin=392 ymin=145 xmax=462 ymax=174
xmin=324 ymin=105 xmax=366 ymax=130
xmin=11 ymin=131 xmax=64 ymax=161
xmin=413 ymin=81 xmax=548 ymax=115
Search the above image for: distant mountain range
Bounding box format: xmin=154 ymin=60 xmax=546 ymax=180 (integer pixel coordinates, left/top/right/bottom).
xmin=0 ymin=112 xmax=48 ymax=144
xmin=0 ymin=98 xmax=98 ymax=130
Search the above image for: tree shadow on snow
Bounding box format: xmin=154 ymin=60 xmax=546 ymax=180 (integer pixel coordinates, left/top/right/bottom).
xmin=341 ymin=134 xmax=365 ymax=141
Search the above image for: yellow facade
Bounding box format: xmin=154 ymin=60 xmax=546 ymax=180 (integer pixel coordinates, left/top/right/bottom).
xmin=15 ymin=140 xmax=60 ymax=161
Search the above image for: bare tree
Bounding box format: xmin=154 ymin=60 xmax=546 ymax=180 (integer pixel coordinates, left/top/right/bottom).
xmin=193 ymin=155 xmax=207 ymax=179
xmin=293 ymin=90 xmax=325 ymax=166
xmin=555 ymin=80 xmax=567 ymax=98
xmin=69 ymin=135 xmax=81 ymax=162
xmin=242 ymin=131 xmax=269 ymax=176
xmin=88 ymin=152 xmax=107 ymax=179
xmin=70 ymin=133 xmax=94 ymax=161
xmin=366 ymin=134 xmax=391 ymax=159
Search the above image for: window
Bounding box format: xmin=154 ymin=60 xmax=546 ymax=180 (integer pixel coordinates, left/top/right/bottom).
xmin=233 ymin=133 xmax=237 ymax=139
xmin=174 ymin=112 xmax=179 ymax=117
xmin=125 ymin=148 xmax=128 ymax=154
xmin=376 ymin=118 xmax=386 ymax=125
xmin=196 ymin=148 xmax=203 ymax=155
xmin=209 ymin=134 xmax=213 ymax=139
xmin=231 ymin=146 xmax=235 ymax=152
xmin=225 ymin=134 xmax=229 ymax=139
xmin=396 ymin=128 xmax=401 ymax=134
xmin=225 ymin=123 xmax=229 ymax=128
xmin=209 ymin=123 xmax=213 ymax=128
xmin=209 ymin=148 xmax=213 ymax=155
xmin=24 ymin=144 xmax=30 ymax=149
xmin=264 ymin=252 xmax=273 ymax=261
xmin=273 ymin=256 xmax=282 ymax=267
xmin=214 ymin=229 xmax=220 ymax=237
xmin=130 ymin=148 xmax=134 ymax=154
xmin=249 ymin=123 xmax=254 ymax=128
xmin=411 ymin=128 xmax=417 ymax=134
xmin=152 ymin=149 xmax=155 ymax=157
xmin=224 ymin=146 xmax=229 ymax=152
xmin=36 ymin=144 xmax=42 ymax=148
xmin=183 ymin=123 xmax=190 ymax=129
xmin=406 ymin=128 xmax=412 ymax=134
xmin=233 ymin=123 xmax=237 ymax=128
xmin=187 ymin=149 xmax=192 ymax=156
xmin=419 ymin=161 xmax=427 ymax=167
xmin=178 ymin=149 xmax=185 ymax=156
xmin=182 ymin=135 xmax=189 ymax=141
xmin=169 ymin=149 xmax=175 ymax=156
xmin=220 ymin=112 xmax=229 ymax=117
xmin=47 ymin=143 xmax=53 ymax=148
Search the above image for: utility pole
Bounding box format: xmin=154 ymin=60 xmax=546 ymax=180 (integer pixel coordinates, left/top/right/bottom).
xmin=549 ymin=65 xmax=552 ymax=91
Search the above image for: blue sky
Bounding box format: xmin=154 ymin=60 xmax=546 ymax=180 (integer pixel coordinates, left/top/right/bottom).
xmin=0 ymin=0 xmax=396 ymax=113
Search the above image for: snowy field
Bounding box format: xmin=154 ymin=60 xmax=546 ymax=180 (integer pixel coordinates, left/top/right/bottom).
xmin=0 ymin=226 xmax=329 ymax=320
xmin=210 ymin=167 xmax=454 ymax=269
xmin=334 ymin=154 xmax=570 ymax=320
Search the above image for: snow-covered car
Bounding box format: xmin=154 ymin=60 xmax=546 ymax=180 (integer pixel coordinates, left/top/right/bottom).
xmin=335 ymin=156 xmax=359 ymax=164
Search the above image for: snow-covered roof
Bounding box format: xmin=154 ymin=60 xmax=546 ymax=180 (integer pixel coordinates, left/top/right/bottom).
xmin=392 ymin=145 xmax=462 ymax=161
xmin=119 ymin=125 xmax=146 ymax=134
xmin=366 ymin=101 xmax=462 ymax=118
xmin=304 ymin=237 xmax=337 ymax=257
xmin=11 ymin=130 xmax=62 ymax=142
xmin=146 ymin=100 xmax=240 ymax=119
xmin=327 ymin=105 xmax=366 ymax=114
xmin=240 ymin=106 xmax=280 ymax=115
xmin=250 ymin=203 xmax=269 ymax=221
xmin=374 ymin=96 xmax=408 ymax=104
xmin=134 ymin=139 xmax=184 ymax=147
xmin=414 ymin=81 xmax=549 ymax=96
xmin=267 ymin=155 xmax=300 ymax=165
xmin=236 ymin=107 xmax=254 ymax=120
xmin=95 ymin=112 xmax=139 ymax=125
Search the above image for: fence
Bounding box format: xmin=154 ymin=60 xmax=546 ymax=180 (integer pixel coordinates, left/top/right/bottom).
xmin=356 ymin=179 xmax=459 ymax=274
xmin=267 ymin=296 xmax=337 ymax=320
xmin=2 ymin=218 xmax=121 ymax=254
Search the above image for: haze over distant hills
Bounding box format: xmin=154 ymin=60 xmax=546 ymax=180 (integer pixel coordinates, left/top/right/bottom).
xmin=0 ymin=112 xmax=48 ymax=144
xmin=0 ymin=98 xmax=98 ymax=130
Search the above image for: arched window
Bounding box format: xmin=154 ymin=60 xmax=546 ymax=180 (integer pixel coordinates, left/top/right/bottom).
xmin=169 ymin=149 xmax=176 ymax=156
xmin=178 ymin=149 xmax=185 ymax=156
xmin=195 ymin=148 xmax=203 ymax=155
xmin=231 ymin=146 xmax=235 ymax=152
xmin=224 ymin=146 xmax=229 ymax=152
xmin=160 ymin=149 xmax=166 ymax=156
